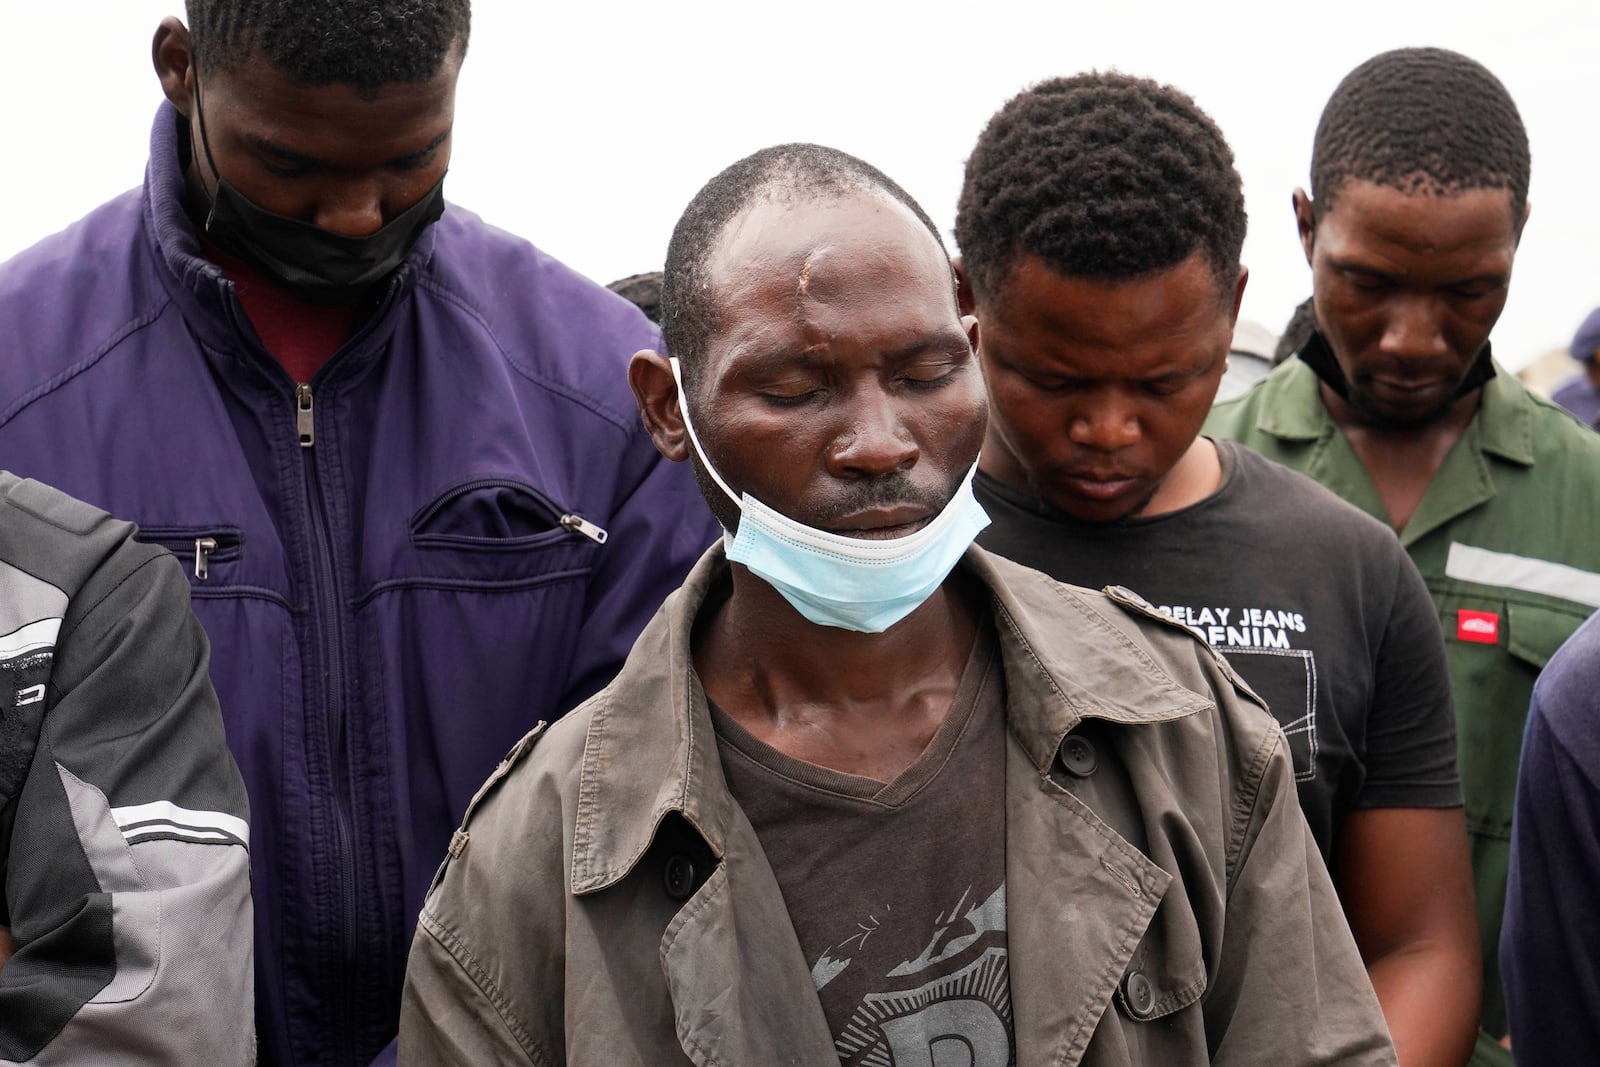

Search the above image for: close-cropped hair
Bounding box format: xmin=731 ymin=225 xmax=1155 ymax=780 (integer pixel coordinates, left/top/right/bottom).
xmin=186 ymin=0 xmax=471 ymax=90
xmin=955 ymin=71 xmax=1246 ymax=303
xmin=661 ymin=143 xmax=952 ymax=386
xmin=607 ymin=271 xmax=664 ymax=325
xmin=1310 ymin=47 xmax=1530 ymax=223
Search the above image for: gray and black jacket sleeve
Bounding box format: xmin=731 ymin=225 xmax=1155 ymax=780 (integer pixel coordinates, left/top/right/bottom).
xmin=0 ymin=474 xmax=254 ymax=1064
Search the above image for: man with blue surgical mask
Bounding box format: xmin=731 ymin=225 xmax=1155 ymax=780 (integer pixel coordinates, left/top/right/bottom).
xmin=399 ymin=143 xmax=1396 ymax=1066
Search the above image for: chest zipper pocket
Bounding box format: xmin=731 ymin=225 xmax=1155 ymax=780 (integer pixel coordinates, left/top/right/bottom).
xmin=411 ymin=479 xmax=608 ymax=552
xmin=136 ymin=527 xmax=244 ymax=581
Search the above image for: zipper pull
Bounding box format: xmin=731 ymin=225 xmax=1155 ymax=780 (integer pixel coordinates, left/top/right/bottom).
xmin=194 ymin=536 xmax=218 ymax=580
xmin=296 ymin=383 xmax=314 ymax=448
xmin=559 ymin=514 xmax=608 ymax=543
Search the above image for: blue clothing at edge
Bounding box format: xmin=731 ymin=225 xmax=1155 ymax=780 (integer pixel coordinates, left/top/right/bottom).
xmin=1500 ymin=608 xmax=1600 ymax=1064
xmin=0 ymin=104 xmax=721 ymax=1066
xmin=1549 ymin=371 xmax=1600 ymax=427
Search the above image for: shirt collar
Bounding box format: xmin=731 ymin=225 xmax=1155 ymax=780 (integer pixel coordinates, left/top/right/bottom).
xmin=1253 ymin=336 xmax=1534 ymax=467
xmin=1253 ymin=357 xmax=1330 ymax=442
xmin=142 ymin=101 xmax=438 ymax=359
xmin=568 ymin=544 xmax=1210 ymax=894
xmin=1475 ymin=361 xmax=1537 ymax=466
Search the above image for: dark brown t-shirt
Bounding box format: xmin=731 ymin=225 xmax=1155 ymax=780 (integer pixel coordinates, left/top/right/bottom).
xmin=711 ymin=622 xmax=1015 ymax=1067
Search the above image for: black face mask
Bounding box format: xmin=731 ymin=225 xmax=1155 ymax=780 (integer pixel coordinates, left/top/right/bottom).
xmin=1296 ymin=327 xmax=1497 ymax=429
xmin=190 ymin=69 xmax=446 ymax=305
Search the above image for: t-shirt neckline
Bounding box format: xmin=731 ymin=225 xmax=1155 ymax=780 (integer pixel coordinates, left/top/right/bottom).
xmin=707 ymin=616 xmax=998 ymax=809
xmin=976 ymin=438 xmax=1240 ymax=534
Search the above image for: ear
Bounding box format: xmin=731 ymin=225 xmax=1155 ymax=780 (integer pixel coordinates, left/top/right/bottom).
xmin=1230 ymin=266 xmax=1249 ymax=323
xmin=1515 ymin=199 xmax=1532 ymax=246
xmin=153 ymin=17 xmax=196 ymax=117
xmin=628 ymin=350 xmax=691 ymax=463
xmin=953 ymin=257 xmax=977 ymax=317
xmin=1292 ymin=188 xmax=1316 ymax=265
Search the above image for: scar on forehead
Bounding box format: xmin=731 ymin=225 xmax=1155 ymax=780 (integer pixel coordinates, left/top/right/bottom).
xmin=797 ymin=246 xmax=829 ymax=298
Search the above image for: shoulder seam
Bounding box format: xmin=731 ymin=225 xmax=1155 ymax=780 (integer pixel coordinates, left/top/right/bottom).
xmin=0 ymin=298 xmax=175 ymax=429
xmin=413 ymin=274 xmax=636 ymax=435
xmin=1226 ymin=725 xmax=1280 ymax=889
xmin=57 ymin=550 xmax=168 ymax=644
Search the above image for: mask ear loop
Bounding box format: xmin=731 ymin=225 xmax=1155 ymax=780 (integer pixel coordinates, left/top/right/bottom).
xmin=188 ymin=59 xmax=224 ymax=232
xmin=668 ymin=356 xmax=742 ymax=510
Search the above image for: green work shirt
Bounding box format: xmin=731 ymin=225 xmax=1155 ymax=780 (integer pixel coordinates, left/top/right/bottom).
xmin=1208 ymin=356 xmax=1600 ymax=1062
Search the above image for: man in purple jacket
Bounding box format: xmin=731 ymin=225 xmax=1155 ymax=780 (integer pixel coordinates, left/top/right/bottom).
xmin=0 ymin=2 xmax=718 ymax=1063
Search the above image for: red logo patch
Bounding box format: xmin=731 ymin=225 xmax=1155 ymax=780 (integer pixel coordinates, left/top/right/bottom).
xmin=1457 ymin=609 xmax=1500 ymax=644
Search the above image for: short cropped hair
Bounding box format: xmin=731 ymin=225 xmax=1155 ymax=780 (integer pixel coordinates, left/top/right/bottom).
xmin=955 ymin=72 xmax=1246 ymax=303
xmin=1311 ymin=47 xmax=1529 ymax=223
xmin=186 ymin=0 xmax=470 ymax=90
xmin=661 ymin=143 xmax=950 ymax=385
xmin=607 ymin=271 xmax=664 ymax=325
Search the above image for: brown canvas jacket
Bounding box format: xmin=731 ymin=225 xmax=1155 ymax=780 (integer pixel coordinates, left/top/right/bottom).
xmin=399 ymin=546 xmax=1395 ymax=1066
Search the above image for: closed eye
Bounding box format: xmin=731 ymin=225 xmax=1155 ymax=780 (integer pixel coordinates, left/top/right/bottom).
xmin=387 ymin=131 xmax=451 ymax=172
xmin=760 ymin=389 xmax=823 ymax=407
xmin=389 ymin=149 xmax=439 ymax=173
xmin=261 ymin=160 xmax=314 ymax=178
xmin=1343 ymin=271 xmax=1392 ymax=292
xmin=898 ymin=361 xmax=963 ymax=388
xmin=1451 ymin=280 xmax=1505 ymax=300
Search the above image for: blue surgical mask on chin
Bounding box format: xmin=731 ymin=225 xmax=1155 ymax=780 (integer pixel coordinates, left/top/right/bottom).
xmin=669 ymin=357 xmax=990 ymax=633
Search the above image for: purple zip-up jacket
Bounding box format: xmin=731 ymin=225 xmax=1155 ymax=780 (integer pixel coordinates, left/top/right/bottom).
xmin=0 ymin=104 xmax=720 ymax=1066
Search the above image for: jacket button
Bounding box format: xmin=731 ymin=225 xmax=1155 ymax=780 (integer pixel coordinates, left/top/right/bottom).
xmin=1124 ymin=971 xmax=1156 ymax=1018
xmin=664 ymin=855 xmax=697 ymax=901
xmin=1058 ymin=734 xmax=1098 ymax=777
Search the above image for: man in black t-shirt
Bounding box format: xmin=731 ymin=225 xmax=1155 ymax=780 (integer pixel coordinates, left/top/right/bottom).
xmin=978 ymin=442 xmax=1449 ymax=852
xmin=955 ymin=74 xmax=1480 ymax=1065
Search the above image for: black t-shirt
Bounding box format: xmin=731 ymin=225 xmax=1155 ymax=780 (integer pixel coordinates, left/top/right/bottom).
xmin=975 ymin=440 xmax=1460 ymax=861
xmin=713 ymin=621 xmax=1015 ymax=1067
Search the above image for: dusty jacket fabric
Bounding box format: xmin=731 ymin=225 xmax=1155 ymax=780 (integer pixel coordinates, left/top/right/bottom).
xmin=0 ymin=105 xmax=719 ymax=1065
xmin=0 ymin=473 xmax=252 ymax=1064
xmin=399 ymin=547 xmax=1395 ymax=1066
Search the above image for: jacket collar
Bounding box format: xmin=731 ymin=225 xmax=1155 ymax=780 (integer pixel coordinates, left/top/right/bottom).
xmin=140 ymin=102 xmax=438 ymax=383
xmin=569 ymin=544 xmax=1211 ymax=894
xmin=1254 ymin=348 xmax=1535 ymax=468
xmin=1475 ymin=364 xmax=1538 ymax=466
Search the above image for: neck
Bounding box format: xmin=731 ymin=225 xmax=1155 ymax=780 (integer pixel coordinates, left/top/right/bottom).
xmin=1139 ymin=435 xmax=1222 ymax=517
xmin=1319 ymin=381 xmax=1482 ymax=443
xmin=695 ymin=560 xmax=982 ymax=728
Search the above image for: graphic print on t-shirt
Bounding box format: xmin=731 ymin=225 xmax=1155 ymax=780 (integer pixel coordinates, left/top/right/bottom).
xmin=815 ymin=883 xmax=1013 ymax=1067
xmin=1158 ymin=602 xmax=1318 ymax=782
xmin=712 ymin=622 xmax=1015 ymax=1066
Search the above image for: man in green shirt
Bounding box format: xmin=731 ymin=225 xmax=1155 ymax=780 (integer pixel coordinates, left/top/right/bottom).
xmin=1208 ymin=46 xmax=1600 ymax=1066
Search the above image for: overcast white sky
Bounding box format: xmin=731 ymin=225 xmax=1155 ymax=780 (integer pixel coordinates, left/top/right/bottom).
xmin=5 ymin=0 xmax=1596 ymax=370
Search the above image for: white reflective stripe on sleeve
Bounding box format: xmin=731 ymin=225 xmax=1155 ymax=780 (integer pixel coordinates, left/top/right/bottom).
xmin=0 ymin=616 xmax=62 ymax=659
xmin=124 ymin=824 xmax=240 ymax=844
xmin=111 ymin=800 xmax=249 ymax=847
xmin=1444 ymin=543 xmax=1600 ymax=609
